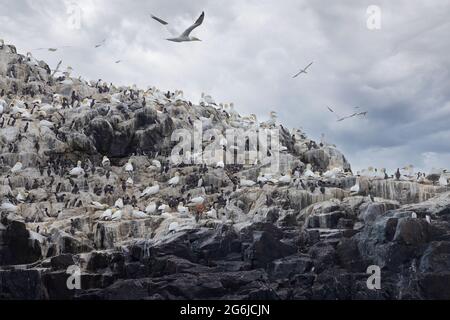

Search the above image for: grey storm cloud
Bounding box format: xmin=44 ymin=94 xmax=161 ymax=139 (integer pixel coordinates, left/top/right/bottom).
xmin=1 ymin=0 xmax=450 ymax=173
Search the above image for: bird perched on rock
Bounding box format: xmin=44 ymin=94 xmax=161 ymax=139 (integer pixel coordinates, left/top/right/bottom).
xmin=168 ymin=172 xmax=180 ymax=187
xmin=11 ymin=162 xmax=23 ymax=174
xmin=102 ymin=156 xmax=110 ymax=168
xmin=69 ymin=161 xmax=85 ymax=177
xmin=124 ymin=159 xmax=133 ymax=174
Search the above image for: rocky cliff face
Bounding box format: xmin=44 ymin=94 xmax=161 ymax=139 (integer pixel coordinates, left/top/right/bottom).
xmin=1 ymin=43 xmax=449 ymax=300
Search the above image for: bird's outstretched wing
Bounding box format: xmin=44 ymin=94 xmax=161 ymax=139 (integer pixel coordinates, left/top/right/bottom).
xmin=181 ymin=11 xmax=205 ymax=37
xmin=292 ymin=70 xmax=305 ymax=78
xmin=304 ymin=62 xmax=313 ymax=70
xmin=51 ymin=60 xmax=62 ymax=77
xmin=95 ymin=39 xmax=106 ymax=48
xmin=337 ymin=113 xmax=357 ymax=122
xmin=327 ymin=106 xmax=342 ymax=120
xmin=151 ymin=14 xmax=169 ymax=25
xmin=150 ymin=13 xmax=178 ymax=36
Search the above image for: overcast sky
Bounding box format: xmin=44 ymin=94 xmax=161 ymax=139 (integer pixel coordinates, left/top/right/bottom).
xmin=1 ymin=0 xmax=450 ymax=172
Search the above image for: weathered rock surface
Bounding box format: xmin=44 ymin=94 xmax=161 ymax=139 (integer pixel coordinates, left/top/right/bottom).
xmin=1 ymin=43 xmax=449 ymax=300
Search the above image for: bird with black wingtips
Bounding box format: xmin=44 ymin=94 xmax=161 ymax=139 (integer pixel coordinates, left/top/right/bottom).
xmin=151 ymin=11 xmax=205 ymax=42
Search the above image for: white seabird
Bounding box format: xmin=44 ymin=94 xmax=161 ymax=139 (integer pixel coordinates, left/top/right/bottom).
xmin=114 ymin=198 xmax=124 ymax=209
xmin=140 ymin=183 xmax=160 ymax=198
xmin=145 ymin=202 xmax=157 ymax=214
xmin=69 ymin=161 xmax=85 ymax=177
xmin=11 ymin=162 xmax=23 ymax=174
xmin=168 ymin=172 xmax=180 ymax=187
xmin=111 ymin=209 xmax=123 ymax=221
xmin=151 ymin=11 xmax=205 ymax=42
xmin=124 ymin=159 xmax=133 ymax=174
xmin=350 ymin=178 xmax=360 ymax=193
xmin=168 ymin=221 xmax=180 ymax=233
xmin=189 ymin=196 xmax=205 ymax=205
xmin=0 ymin=201 xmax=18 ymax=213
xmin=131 ymin=210 xmax=148 ymax=219
xmin=100 ymin=209 xmax=113 ymax=221
xmin=293 ymin=62 xmax=313 ymax=78
xmin=102 ymin=156 xmax=111 ymax=168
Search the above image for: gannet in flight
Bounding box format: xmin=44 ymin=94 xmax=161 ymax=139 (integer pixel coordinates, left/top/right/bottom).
xmin=95 ymin=39 xmax=106 ymax=48
xmin=327 ymin=106 xmax=368 ymax=122
xmin=34 ymin=46 xmax=71 ymax=52
xmin=293 ymin=62 xmax=313 ymax=78
xmin=151 ymin=11 xmax=205 ymax=42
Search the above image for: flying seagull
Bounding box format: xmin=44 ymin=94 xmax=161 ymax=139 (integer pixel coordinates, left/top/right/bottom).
xmin=95 ymin=39 xmax=106 ymax=48
xmin=150 ymin=11 xmax=205 ymax=42
xmin=293 ymin=62 xmax=313 ymax=78
xmin=34 ymin=46 xmax=71 ymax=52
xmin=327 ymin=106 xmax=368 ymax=122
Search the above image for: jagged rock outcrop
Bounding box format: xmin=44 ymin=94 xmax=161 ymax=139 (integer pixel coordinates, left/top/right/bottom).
xmin=1 ymin=43 xmax=449 ymax=300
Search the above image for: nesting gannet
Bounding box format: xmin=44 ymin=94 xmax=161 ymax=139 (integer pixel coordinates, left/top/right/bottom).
xmin=151 ymin=11 xmax=205 ymax=42
xmin=216 ymin=160 xmax=225 ymax=169
xmin=177 ymin=202 xmax=189 ymax=215
xmin=145 ymin=202 xmax=157 ymax=214
xmin=278 ymin=171 xmax=292 ymax=185
xmin=206 ymin=208 xmax=217 ymax=219
xmin=16 ymin=191 xmax=28 ymax=203
xmin=100 ymin=209 xmax=113 ymax=221
xmin=293 ymin=62 xmax=313 ymax=78
xmin=168 ymin=172 xmax=180 ymax=186
xmin=439 ymin=172 xmax=448 ymax=186
xmin=425 ymin=215 xmax=431 ymax=224
xmin=124 ymin=159 xmax=133 ymax=173
xmin=132 ymin=210 xmax=148 ymax=219
xmin=303 ymin=164 xmax=317 ymax=178
xmin=1 ymin=201 xmax=18 ymax=213
xmin=189 ymin=196 xmax=205 ymax=205
xmin=323 ymin=167 xmax=343 ymax=179
xmin=11 ymin=162 xmax=23 ymax=173
xmin=257 ymin=174 xmax=269 ymax=184
xmin=111 ymin=209 xmax=123 ymax=221
xmin=102 ymin=156 xmax=110 ymax=168
xmin=168 ymin=221 xmax=180 ymax=233
xmin=140 ymin=183 xmax=160 ymax=198
xmin=114 ymin=198 xmax=124 ymax=209
xmin=126 ymin=177 xmax=134 ymax=187
xmin=69 ymin=161 xmax=85 ymax=177
xmin=149 ymin=159 xmax=162 ymax=170
xmin=350 ymin=178 xmax=360 ymax=193
xmin=91 ymin=201 xmax=107 ymax=210
xmin=411 ymin=212 xmax=417 ymax=219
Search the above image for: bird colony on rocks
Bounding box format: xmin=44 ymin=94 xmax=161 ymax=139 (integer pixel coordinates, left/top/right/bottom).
xmin=0 ymin=42 xmax=450 ymax=300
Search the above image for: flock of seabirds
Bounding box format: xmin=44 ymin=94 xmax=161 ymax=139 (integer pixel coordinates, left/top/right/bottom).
xmin=0 ymin=11 xmax=449 ymax=238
